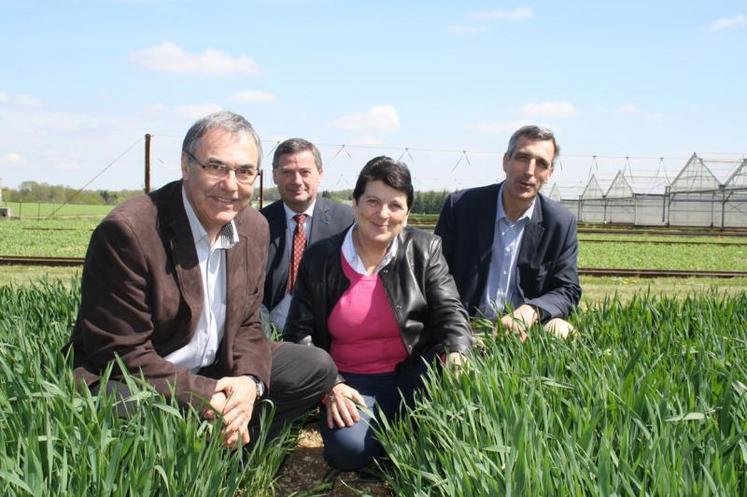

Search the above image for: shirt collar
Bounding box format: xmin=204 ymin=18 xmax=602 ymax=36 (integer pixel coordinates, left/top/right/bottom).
xmin=283 ymin=199 xmax=316 ymax=224
xmin=496 ymin=183 xmax=536 ymax=224
xmin=341 ymin=224 xmax=399 ymax=275
xmin=182 ymin=186 xmax=239 ymax=250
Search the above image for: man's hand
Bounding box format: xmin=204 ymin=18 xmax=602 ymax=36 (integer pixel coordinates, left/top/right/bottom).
xmin=325 ymin=383 xmax=365 ymax=429
xmin=206 ymin=376 xmax=259 ymax=447
xmin=498 ymin=304 xmax=539 ymax=342
xmin=544 ymin=317 xmax=576 ymax=339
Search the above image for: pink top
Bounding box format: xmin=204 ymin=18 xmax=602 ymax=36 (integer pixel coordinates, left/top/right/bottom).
xmin=327 ymin=254 xmax=408 ymax=374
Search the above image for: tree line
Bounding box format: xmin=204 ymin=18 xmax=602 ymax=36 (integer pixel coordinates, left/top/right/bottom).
xmin=2 ymin=182 xmax=143 ymax=206
xmin=2 ymin=182 xmax=451 ymax=214
xmin=317 ymin=189 xmax=450 ymax=214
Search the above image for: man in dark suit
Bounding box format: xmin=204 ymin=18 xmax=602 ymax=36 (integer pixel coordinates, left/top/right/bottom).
xmin=260 ymin=138 xmax=353 ymax=331
xmin=69 ymin=112 xmax=337 ymax=447
xmin=435 ymin=125 xmax=580 ymax=340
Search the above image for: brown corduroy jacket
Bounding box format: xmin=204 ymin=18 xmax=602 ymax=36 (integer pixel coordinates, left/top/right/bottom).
xmin=68 ymin=180 xmax=275 ymax=408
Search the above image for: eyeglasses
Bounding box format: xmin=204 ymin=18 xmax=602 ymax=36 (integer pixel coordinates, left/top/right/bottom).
xmin=186 ymin=150 xmax=259 ymax=184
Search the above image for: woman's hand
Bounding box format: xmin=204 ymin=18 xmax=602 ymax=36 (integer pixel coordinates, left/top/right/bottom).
xmin=446 ymin=351 xmax=466 ymax=376
xmin=325 ymin=383 xmax=365 ymax=429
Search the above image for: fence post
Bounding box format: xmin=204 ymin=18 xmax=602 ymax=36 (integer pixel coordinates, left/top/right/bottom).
xmin=144 ymin=133 xmax=152 ymax=193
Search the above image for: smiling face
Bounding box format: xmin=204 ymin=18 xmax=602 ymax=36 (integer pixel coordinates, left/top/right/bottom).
xmin=502 ymin=136 xmax=555 ymax=212
xmin=272 ymin=149 xmax=322 ymax=213
xmin=353 ymin=179 xmax=410 ymax=251
xmin=181 ymin=128 xmax=259 ymax=241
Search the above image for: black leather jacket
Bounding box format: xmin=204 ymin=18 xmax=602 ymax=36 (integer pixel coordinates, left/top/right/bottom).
xmin=283 ymin=226 xmax=472 ymax=369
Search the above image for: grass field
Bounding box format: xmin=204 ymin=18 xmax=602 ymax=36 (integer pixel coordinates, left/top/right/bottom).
xmin=1 ymin=202 xmax=112 ymax=219
xmin=2 ymin=282 xmax=745 ymax=495
xmin=378 ymin=293 xmax=747 ymax=496
xmin=0 ymin=281 xmax=292 ymax=497
xmin=2 ymin=218 xmax=746 ymax=272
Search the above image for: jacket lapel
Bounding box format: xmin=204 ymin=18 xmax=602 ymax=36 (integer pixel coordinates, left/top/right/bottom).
xmin=517 ymin=195 xmax=545 ymax=267
xmin=223 ymin=227 xmax=246 ymax=359
xmin=266 ymin=202 xmax=286 ymax=263
xmin=164 ymin=185 xmax=203 ymax=331
xmin=310 ymin=198 xmax=330 ymax=244
xmin=473 ymin=184 xmax=499 ymax=308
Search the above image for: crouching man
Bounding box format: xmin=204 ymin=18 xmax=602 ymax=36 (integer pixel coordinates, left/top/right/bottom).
xmin=68 ymin=111 xmax=337 ymax=446
xmin=435 ymin=125 xmax=581 ymax=340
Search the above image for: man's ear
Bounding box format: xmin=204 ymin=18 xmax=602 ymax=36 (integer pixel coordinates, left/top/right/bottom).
xmin=502 ymin=152 xmax=510 ymax=174
xmin=181 ymin=153 xmax=191 ymax=179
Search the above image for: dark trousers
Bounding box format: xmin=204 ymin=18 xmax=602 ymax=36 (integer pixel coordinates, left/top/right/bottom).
xmin=93 ymin=342 xmax=337 ymax=443
xmin=319 ymin=356 xmax=431 ymax=471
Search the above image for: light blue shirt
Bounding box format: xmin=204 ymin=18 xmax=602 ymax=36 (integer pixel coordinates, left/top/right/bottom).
xmin=479 ymin=184 xmax=536 ymax=319
xmin=164 ymin=187 xmax=239 ymax=372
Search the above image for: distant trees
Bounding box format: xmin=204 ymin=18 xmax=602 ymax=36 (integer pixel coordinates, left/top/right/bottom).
xmin=2 ymin=182 xmax=142 ymax=205
xmin=0 ymin=182 xmax=452 ymax=214
xmin=411 ymin=190 xmax=449 ymax=214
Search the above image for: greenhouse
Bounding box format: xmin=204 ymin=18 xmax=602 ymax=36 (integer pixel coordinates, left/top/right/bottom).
xmin=550 ymin=154 xmax=747 ymax=228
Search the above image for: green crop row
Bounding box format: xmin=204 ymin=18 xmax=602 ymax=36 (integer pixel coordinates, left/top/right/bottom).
xmin=579 ymin=242 xmax=747 ymax=271
xmin=0 ymin=281 xmax=290 ymax=497
xmin=3 ymin=218 xmax=746 ymax=272
xmin=377 ymin=293 xmax=747 ymax=496
xmin=0 ymin=202 xmax=113 ymax=219
xmin=0 ymin=220 xmax=96 ymax=258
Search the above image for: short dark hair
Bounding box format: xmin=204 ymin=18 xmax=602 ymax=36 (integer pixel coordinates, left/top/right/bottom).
xmin=506 ymin=125 xmax=560 ymax=167
xmin=182 ymin=111 xmax=263 ymax=168
xmin=353 ymin=156 xmax=414 ymax=209
xmin=272 ymin=138 xmax=322 ymax=171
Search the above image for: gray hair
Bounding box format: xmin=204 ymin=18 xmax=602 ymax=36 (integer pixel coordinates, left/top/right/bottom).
xmin=506 ymin=125 xmax=560 ymax=168
xmin=272 ymin=138 xmax=322 ymax=171
xmin=182 ymin=111 xmax=263 ymax=168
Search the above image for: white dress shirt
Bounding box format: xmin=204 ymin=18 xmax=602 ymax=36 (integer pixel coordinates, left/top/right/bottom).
xmin=479 ymin=184 xmax=536 ymax=319
xmin=269 ymin=200 xmax=316 ymax=330
xmin=164 ymin=187 xmax=239 ymax=372
xmin=341 ymin=224 xmax=398 ymax=275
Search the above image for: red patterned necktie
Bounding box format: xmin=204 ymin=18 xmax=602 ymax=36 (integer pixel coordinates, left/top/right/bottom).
xmin=287 ymin=213 xmax=307 ymax=293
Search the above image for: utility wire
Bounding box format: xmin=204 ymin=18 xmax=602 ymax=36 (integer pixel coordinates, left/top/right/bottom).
xmin=46 ymin=136 xmax=144 ymax=219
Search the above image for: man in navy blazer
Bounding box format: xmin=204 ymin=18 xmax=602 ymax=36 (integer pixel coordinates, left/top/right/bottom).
xmin=435 ymin=125 xmax=580 ymax=339
xmin=260 ymin=138 xmax=353 ymax=331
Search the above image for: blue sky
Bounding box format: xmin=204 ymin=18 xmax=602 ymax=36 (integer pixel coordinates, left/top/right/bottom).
xmin=0 ymin=0 xmax=745 ymax=193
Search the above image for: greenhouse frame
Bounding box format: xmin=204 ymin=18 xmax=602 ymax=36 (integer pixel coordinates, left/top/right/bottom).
xmin=549 ymin=154 xmax=747 ymax=228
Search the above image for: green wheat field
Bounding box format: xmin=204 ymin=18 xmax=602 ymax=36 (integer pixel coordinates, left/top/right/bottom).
xmin=1 ymin=281 xmax=745 ymax=495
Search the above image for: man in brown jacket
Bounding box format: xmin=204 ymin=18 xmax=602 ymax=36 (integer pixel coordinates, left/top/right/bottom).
xmin=69 ymin=111 xmax=337 ymax=447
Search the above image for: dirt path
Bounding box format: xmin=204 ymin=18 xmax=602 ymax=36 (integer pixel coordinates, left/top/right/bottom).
xmin=274 ymin=427 xmax=393 ymax=497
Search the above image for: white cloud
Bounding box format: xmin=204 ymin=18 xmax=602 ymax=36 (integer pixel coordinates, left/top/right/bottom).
xmin=230 ymin=90 xmax=277 ymax=104
xmin=613 ymin=104 xmax=667 ymax=120
xmin=520 ymin=101 xmax=576 ymax=118
xmin=615 ymin=104 xmax=641 ymax=115
xmin=332 ymin=105 xmax=400 ymax=133
xmin=472 ymin=7 xmax=533 ymax=21
xmin=174 ymin=103 xmax=224 ymax=119
xmin=470 ymin=120 xmax=528 ymax=134
xmin=0 ymin=152 xmax=26 ymax=165
xmin=130 ymin=42 xmax=260 ymax=76
xmin=0 ymin=91 xmax=44 ymax=109
xmin=708 ymin=14 xmax=745 ymax=31
xmin=446 ymin=24 xmax=483 ymax=35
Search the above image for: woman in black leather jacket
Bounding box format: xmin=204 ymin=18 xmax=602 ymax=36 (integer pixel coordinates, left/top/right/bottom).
xmin=284 ymin=156 xmax=472 ymax=471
